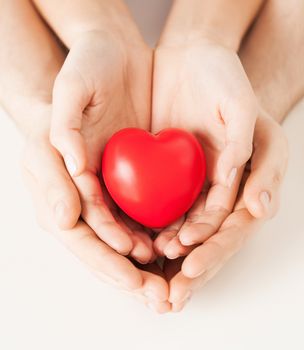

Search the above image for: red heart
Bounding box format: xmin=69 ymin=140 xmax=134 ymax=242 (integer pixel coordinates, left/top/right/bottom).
xmin=102 ymin=128 xmax=206 ymax=228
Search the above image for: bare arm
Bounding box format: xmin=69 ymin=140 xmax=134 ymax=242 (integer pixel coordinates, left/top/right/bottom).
xmin=31 ymin=0 xmax=143 ymax=47
xmin=159 ymin=0 xmax=264 ymax=50
xmin=240 ymin=0 xmax=304 ymax=122
xmin=0 ymin=1 xmax=168 ymax=308
xmin=0 ymin=0 xmax=65 ymax=136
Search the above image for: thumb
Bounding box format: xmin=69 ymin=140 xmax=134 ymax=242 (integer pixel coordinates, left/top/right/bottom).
xmin=23 ymin=138 xmax=81 ymax=230
xmin=244 ymin=120 xmax=288 ymax=219
xmin=50 ymin=70 xmax=88 ymax=177
xmin=217 ymin=100 xmax=257 ymax=187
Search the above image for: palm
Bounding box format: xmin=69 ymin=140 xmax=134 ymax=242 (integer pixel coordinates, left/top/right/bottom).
xmin=152 ymin=43 xmax=255 ymax=257
xmin=52 ymin=32 xmax=154 ymax=263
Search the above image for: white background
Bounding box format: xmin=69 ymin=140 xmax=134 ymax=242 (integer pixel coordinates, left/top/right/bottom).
xmin=1 ymin=1 xmax=304 ymax=349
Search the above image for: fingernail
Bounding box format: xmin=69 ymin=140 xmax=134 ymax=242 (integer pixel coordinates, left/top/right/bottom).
xmin=260 ymin=191 xmax=271 ymax=212
xmin=144 ymin=290 xmax=159 ymax=301
xmin=166 ymin=252 xmax=180 ymax=260
xmin=179 ymin=234 xmax=194 ymax=246
xmin=55 ymin=201 xmax=66 ymax=222
xmin=168 ymin=255 xmax=179 ymax=260
xmin=64 ymin=154 xmax=77 ymax=176
xmin=227 ymin=167 xmax=237 ymax=188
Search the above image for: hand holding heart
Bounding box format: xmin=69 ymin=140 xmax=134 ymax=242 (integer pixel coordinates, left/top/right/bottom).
xmin=152 ymin=42 xmax=260 ymax=259
xmin=50 ymin=31 xmax=156 ymax=264
xmin=48 ymin=32 xmax=287 ymax=312
xmin=22 ymin=107 xmax=287 ymax=313
xmin=0 ymin=0 xmax=293 ymax=315
xmin=102 ymin=128 xmax=206 ymax=228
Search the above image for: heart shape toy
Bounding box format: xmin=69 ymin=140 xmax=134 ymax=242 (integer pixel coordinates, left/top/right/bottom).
xmin=102 ymin=128 xmax=206 ymax=228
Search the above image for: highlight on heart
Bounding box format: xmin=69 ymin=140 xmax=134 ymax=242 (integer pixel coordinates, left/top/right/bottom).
xmin=102 ymin=128 xmax=206 ymax=228
xmin=1 ymin=0 xmax=302 ymax=322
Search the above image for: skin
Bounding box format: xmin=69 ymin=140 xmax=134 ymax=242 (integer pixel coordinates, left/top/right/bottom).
xmin=1 ymin=0 xmax=303 ymax=313
xmin=31 ymin=0 xmax=157 ymax=263
xmin=156 ymin=0 xmax=265 ymax=179
xmin=152 ymin=0 xmax=269 ymax=259
xmin=0 ymin=0 xmax=170 ymax=313
xmin=165 ymin=0 xmax=304 ymax=311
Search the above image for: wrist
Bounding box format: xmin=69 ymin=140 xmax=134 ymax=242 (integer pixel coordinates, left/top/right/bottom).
xmin=55 ymin=2 xmax=145 ymax=49
xmin=3 ymin=98 xmax=51 ymax=140
xmin=159 ymin=0 xmax=264 ymax=51
xmin=159 ymin=27 xmax=240 ymax=52
xmin=72 ymin=28 xmax=148 ymax=54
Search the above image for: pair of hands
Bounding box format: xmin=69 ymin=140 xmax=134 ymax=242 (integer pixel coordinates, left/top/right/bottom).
xmin=22 ymin=30 xmax=288 ymax=313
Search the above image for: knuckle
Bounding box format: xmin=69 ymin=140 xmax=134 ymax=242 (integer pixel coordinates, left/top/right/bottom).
xmin=207 ymin=237 xmax=225 ymax=253
xmin=228 ymin=140 xmax=253 ymax=162
xmin=84 ymin=193 xmax=104 ymax=207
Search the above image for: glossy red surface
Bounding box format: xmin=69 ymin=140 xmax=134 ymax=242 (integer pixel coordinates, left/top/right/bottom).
xmin=102 ymin=128 xmax=206 ymax=228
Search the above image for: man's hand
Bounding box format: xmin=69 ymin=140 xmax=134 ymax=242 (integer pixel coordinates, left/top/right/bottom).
xmin=0 ymin=0 xmax=171 ymax=313
xmin=164 ymin=113 xmax=288 ymax=311
xmin=22 ymin=110 xmax=171 ymax=313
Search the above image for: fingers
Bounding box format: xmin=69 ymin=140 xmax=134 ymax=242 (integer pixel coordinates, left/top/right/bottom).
xmin=22 ymin=138 xmax=81 ymax=230
xmin=163 ymin=258 xmax=194 ymax=312
xmin=218 ymin=98 xmax=257 ymax=187
xmin=23 ymin=138 xmax=170 ymax=312
xmin=129 ymin=231 xmax=155 ymax=264
xmin=123 ymin=262 xmax=171 ymax=313
xmin=138 ymin=264 xmax=171 ymax=313
xmin=167 ymin=266 xmax=213 ymax=308
xmin=182 ymin=208 xmax=263 ymax=279
xmin=73 ymin=171 xmax=134 ymax=256
xmin=140 ymin=269 xmax=170 ymax=303
xmin=50 ymin=69 xmax=88 ymax=177
xmin=119 ymin=212 xmax=156 ymax=264
xmin=25 ymin=164 xmax=171 ymax=312
xmin=153 ymin=217 xmax=184 ymax=257
xmin=178 ymin=179 xmax=239 ymax=245
xmin=168 ymin=271 xmax=198 ymax=305
xmin=164 ymin=236 xmax=193 ymax=259
xmin=162 ymin=170 xmax=243 ymax=259
xmin=55 ymin=220 xmax=144 ymax=290
xmin=166 ymin=207 xmax=263 ymax=308
xmin=244 ymin=118 xmax=289 ymax=218
xmin=24 ymin=167 xmax=143 ymax=290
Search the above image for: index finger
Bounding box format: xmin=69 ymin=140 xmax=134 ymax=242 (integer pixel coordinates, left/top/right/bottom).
xmin=182 ymin=207 xmax=263 ymax=279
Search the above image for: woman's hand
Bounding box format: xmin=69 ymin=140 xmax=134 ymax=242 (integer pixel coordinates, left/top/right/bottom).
xmin=161 ymin=113 xmax=288 ymax=311
xmin=22 ymin=106 xmax=171 ymax=314
xmin=50 ymin=31 xmax=155 ymax=263
xmin=152 ymin=41 xmax=259 ymax=258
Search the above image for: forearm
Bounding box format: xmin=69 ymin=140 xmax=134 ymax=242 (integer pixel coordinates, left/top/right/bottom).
xmin=159 ymin=0 xmax=264 ymax=50
xmin=240 ymin=0 xmax=304 ymax=123
xmin=0 ymin=0 xmax=65 ymax=136
xmin=32 ymin=0 xmax=143 ymax=47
